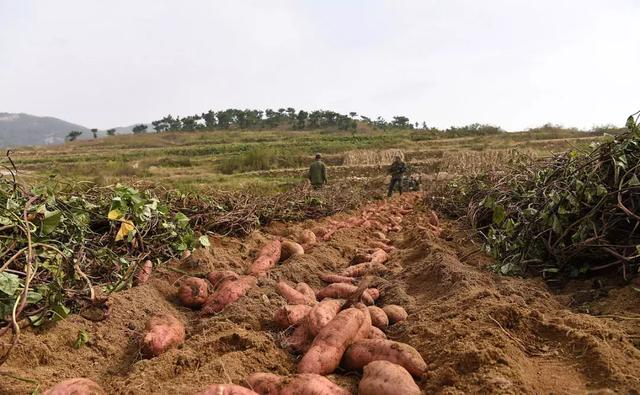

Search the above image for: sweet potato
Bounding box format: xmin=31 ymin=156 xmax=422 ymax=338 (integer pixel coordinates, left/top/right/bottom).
xmin=295 ymin=282 xmax=316 ymax=304
xmin=341 ymin=262 xmax=387 ymax=277
xmin=382 ymin=305 xmax=408 ymax=324
xmin=274 ymin=304 xmax=312 ymax=327
xmin=370 ymin=248 xmax=388 ymax=265
xmin=178 ymin=277 xmax=209 ymax=307
xmin=368 ymin=326 xmax=387 ymax=339
xmin=367 ymin=306 xmax=389 ymax=329
xmin=195 ymin=384 xmax=259 ymax=395
xmin=367 ymin=288 xmax=380 ymax=301
xmin=207 ymin=270 xmax=241 ymax=288
xmin=134 ymin=260 xmax=153 ymax=286
xmin=297 ymin=229 xmax=317 ymax=246
xmin=283 ymin=323 xmax=312 ymax=353
xmin=276 ymin=282 xmax=315 ymax=305
xmin=141 ymin=314 xmax=185 ymax=357
xmin=342 ymin=339 xmax=427 ymax=376
xmin=428 ymin=210 xmax=439 ymax=227
xmin=201 ymin=276 xmax=257 ymax=315
xmin=280 ymin=240 xmax=304 ymax=261
xmin=246 ymin=373 xmax=350 ymax=395
xmin=247 ymin=240 xmax=282 ymax=276
xmin=351 ymin=252 xmax=372 ymax=264
xmin=354 ymin=303 xmax=372 ymax=342
xmin=321 ymin=228 xmax=336 ymax=241
xmin=358 ymin=361 xmax=421 ymax=395
xmin=307 ymin=299 xmax=342 ymax=336
xmin=369 ymin=240 xmax=395 ymax=253
xmin=311 ymin=226 xmax=329 ymax=238
xmin=317 ymin=283 xmax=378 ymax=305
xmin=319 ymin=273 xmax=356 ymax=284
xmin=297 ymin=307 xmax=365 ymax=375
xmin=43 ymin=378 xmax=105 ymax=395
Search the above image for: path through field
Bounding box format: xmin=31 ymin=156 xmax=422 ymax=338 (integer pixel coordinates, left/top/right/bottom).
xmin=3 ymin=193 xmax=640 ymax=394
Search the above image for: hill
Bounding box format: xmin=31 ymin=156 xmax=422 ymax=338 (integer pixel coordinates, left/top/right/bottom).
xmin=0 ymin=112 xmax=91 ymax=147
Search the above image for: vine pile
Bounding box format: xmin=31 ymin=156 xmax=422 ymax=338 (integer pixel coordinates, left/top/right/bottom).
xmin=430 ymin=112 xmax=640 ymax=282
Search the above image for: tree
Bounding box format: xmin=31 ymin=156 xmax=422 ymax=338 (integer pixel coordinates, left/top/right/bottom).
xmin=349 ymin=112 xmax=357 ymax=118
xmin=106 ymin=128 xmax=116 ymax=136
xmin=66 ymin=130 xmax=82 ymax=142
xmin=391 ymin=116 xmax=411 ymax=129
xmin=132 ymin=124 xmax=148 ymax=134
xmin=91 ymin=128 xmax=98 ymax=139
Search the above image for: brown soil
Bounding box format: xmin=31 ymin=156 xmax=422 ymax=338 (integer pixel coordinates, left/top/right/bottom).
xmin=2 ymin=193 xmax=640 ymax=394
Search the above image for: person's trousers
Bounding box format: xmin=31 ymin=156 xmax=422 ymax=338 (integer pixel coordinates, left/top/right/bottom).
xmin=387 ymin=177 xmax=402 ymax=197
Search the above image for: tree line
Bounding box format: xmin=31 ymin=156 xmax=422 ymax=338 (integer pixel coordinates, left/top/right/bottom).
xmin=65 ymin=107 xmax=511 ymax=141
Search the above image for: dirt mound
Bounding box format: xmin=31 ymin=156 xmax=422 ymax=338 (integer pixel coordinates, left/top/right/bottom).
xmin=2 ymin=193 xmax=639 ymax=394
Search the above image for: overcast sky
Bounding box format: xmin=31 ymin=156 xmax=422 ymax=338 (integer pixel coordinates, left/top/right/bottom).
xmin=1 ymin=0 xmax=639 ymax=130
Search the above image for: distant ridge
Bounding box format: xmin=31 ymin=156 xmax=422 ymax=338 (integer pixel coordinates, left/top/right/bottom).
xmin=0 ymin=112 xmax=90 ymax=147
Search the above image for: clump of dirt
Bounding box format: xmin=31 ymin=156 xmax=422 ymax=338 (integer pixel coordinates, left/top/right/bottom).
xmin=2 ymin=193 xmax=639 ymax=394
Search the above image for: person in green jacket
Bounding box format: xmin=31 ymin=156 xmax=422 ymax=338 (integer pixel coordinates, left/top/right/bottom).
xmin=387 ymin=156 xmax=407 ymax=197
xmin=308 ymin=153 xmax=327 ymax=188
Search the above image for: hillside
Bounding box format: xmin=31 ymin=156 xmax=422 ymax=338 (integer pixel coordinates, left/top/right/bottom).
xmin=0 ymin=112 xmax=91 ymax=147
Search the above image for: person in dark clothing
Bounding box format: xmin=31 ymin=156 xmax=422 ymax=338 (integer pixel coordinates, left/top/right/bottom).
xmin=308 ymin=153 xmax=327 ymax=188
xmin=387 ymin=156 xmax=406 ymax=197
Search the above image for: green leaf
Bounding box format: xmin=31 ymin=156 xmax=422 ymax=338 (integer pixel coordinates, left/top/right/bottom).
xmin=52 ymin=303 xmax=70 ymax=321
xmin=0 ymin=272 xmax=20 ymax=296
xmin=26 ymin=291 xmax=43 ymax=304
xmin=199 ymin=235 xmax=210 ymax=247
xmin=73 ymin=330 xmax=91 ymax=349
xmin=174 ymin=212 xmax=189 ymax=229
xmin=492 ymin=205 xmax=506 ymax=225
xmin=41 ymin=210 xmax=62 ymax=235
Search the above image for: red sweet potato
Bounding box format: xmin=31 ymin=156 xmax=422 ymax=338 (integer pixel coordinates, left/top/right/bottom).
xmin=247 ymin=240 xmax=282 ymax=276
xmin=274 ymin=304 xmax=312 ymax=327
xmin=382 ymin=305 xmax=408 ymax=324
xmin=43 ymin=378 xmax=105 ymax=395
xmin=195 ymin=384 xmax=259 ymax=395
xmin=246 ymin=373 xmax=350 ymax=395
xmin=370 ymin=248 xmax=388 ymax=265
xmin=367 ymin=306 xmax=389 ymax=329
xmin=428 ymin=210 xmax=439 ymax=227
xmin=342 ymin=339 xmax=427 ymax=376
xmin=354 ymin=303 xmax=373 ymax=342
xmin=201 ymin=276 xmax=257 ymax=315
xmin=307 ymin=299 xmax=343 ymax=336
xmin=276 ymin=282 xmax=315 ymax=305
xmin=368 ymin=326 xmax=387 ymax=339
xmin=319 ymin=273 xmax=356 ymax=284
xmin=178 ymin=277 xmax=209 ymax=307
xmin=359 ymin=361 xmax=420 ymax=395
xmin=297 ymin=307 xmax=365 ymax=375
xmin=280 ymin=240 xmax=304 ymax=261
xmin=207 ymin=270 xmax=241 ymax=288
xmin=351 ymin=252 xmax=372 ymax=264
xmin=317 ymin=283 xmax=378 ymax=305
xmin=297 ymin=229 xmax=317 ymax=246
xmin=369 ymin=240 xmax=395 ymax=253
xmin=341 ymin=262 xmax=387 ymax=277
xmin=141 ymin=314 xmax=185 ymax=357
xmin=295 ymin=282 xmax=316 ymax=304
xmin=134 ymin=260 xmax=153 ymax=286
xmin=367 ymin=288 xmax=380 ymax=301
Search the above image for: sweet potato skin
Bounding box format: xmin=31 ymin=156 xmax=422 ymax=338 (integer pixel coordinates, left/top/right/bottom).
xmin=295 ymin=282 xmax=317 ymax=304
xmin=141 ymin=314 xmax=185 ymax=357
xmin=246 ymin=372 xmax=281 ymax=395
xmin=246 ymin=373 xmax=350 ymax=395
xmin=342 ymin=339 xmax=427 ymax=376
xmin=358 ymin=361 xmax=421 ymax=395
xmin=316 ymin=283 xmax=356 ymax=300
xmin=283 ymin=323 xmax=312 ymax=353
xmin=280 ymin=240 xmax=304 ymax=261
xmin=297 ymin=229 xmax=317 ymax=246
xmin=207 ymin=270 xmax=241 ymax=288
xmin=369 ymin=248 xmax=388 ymax=265
xmin=368 ymin=326 xmax=387 ymax=339
xmin=134 ymin=260 xmax=153 ymax=286
xmin=276 ymin=282 xmax=315 ymax=305
xmin=382 ymin=304 xmax=408 ymax=324
xmin=297 ymin=307 xmax=365 ymax=375
xmin=367 ymin=306 xmax=389 ymax=329
xmin=307 ymin=299 xmax=343 ymax=336
xmin=274 ymin=304 xmax=312 ymax=327
xmin=319 ymin=273 xmax=356 ymax=284
xmin=341 ymin=262 xmax=387 ymax=277
xmin=195 ymin=384 xmax=259 ymax=395
xmin=178 ymin=277 xmax=209 ymax=307
xmin=201 ymin=276 xmax=257 ymax=315
xmin=247 ymin=240 xmax=282 ymax=276
xmin=43 ymin=378 xmax=105 ymax=395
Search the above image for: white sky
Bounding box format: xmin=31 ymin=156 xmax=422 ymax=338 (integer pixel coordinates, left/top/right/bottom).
xmin=1 ymin=0 xmax=639 ymax=130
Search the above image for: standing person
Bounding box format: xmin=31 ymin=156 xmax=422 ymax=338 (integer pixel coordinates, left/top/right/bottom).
xmin=308 ymin=153 xmax=327 ymax=189
xmin=387 ymin=156 xmax=406 ymax=197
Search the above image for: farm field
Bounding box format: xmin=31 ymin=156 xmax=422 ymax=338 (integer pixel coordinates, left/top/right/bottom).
xmin=2 ymin=128 xmax=640 ymax=394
